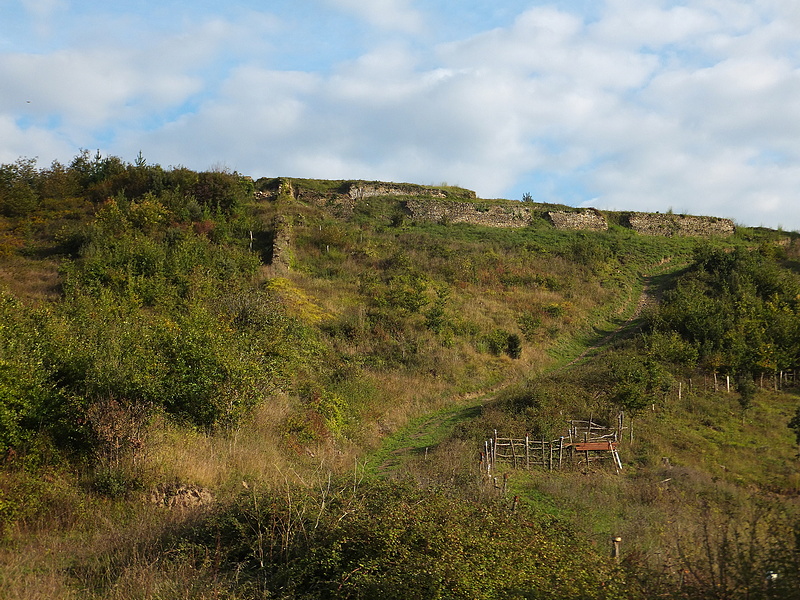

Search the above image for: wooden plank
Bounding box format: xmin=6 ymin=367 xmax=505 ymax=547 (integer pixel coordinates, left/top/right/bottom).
xmin=572 ymin=441 xmax=617 ymax=452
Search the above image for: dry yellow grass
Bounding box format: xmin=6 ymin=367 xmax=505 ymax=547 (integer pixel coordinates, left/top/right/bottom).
xmin=145 ymin=395 xmax=296 ymax=490
xmin=0 ymin=256 xmax=61 ymax=301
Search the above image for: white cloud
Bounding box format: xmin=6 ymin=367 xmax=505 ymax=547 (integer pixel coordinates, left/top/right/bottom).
xmin=322 ymin=0 xmax=424 ymax=34
xmin=3 ymin=1 xmax=800 ymax=230
xmin=0 ymin=114 xmax=74 ymax=165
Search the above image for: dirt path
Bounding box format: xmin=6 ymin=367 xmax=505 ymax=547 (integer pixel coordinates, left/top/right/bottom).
xmin=557 ymin=274 xmax=656 ymax=371
xmin=371 ymin=401 xmax=484 ymax=476
xmin=370 ymin=261 xmax=685 ymax=477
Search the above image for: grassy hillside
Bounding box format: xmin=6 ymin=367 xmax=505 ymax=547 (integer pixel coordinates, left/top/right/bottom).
xmin=0 ymin=154 xmax=799 ymax=598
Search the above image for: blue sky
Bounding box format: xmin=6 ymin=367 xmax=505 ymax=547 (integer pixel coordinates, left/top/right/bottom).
xmin=3 ymin=0 xmax=800 ymax=231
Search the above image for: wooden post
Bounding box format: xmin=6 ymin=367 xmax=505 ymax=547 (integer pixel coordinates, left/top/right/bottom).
xmin=511 ymin=438 xmax=517 ymax=469
xmin=525 ymin=435 xmax=530 ymax=470
xmin=549 ymin=439 xmax=553 ymax=471
xmin=491 ymin=438 xmax=496 ymax=473
xmin=726 ymin=375 xmax=730 ymax=393
xmin=559 ymin=437 xmax=564 ymax=469
xmin=493 ymin=430 xmax=498 ymax=472
xmin=511 ymin=495 xmax=519 ymax=512
xmin=540 ymin=439 xmax=545 ymax=468
xmin=678 ymin=381 xmax=682 ymax=401
xmin=612 ymin=536 xmax=622 ymax=561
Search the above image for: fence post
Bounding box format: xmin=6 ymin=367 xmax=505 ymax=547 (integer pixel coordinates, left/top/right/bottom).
xmin=549 ymin=439 xmax=553 ymax=471
xmin=492 ymin=429 xmax=497 ymax=470
xmin=525 ymin=435 xmax=530 ymax=470
xmin=511 ymin=438 xmax=518 ymax=469
xmin=612 ymin=536 xmax=622 ymax=561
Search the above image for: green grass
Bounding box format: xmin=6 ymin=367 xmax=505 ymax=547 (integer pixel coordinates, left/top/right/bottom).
xmin=365 ymin=397 xmax=485 ymax=477
xmin=3 ymin=161 xmax=800 ymax=599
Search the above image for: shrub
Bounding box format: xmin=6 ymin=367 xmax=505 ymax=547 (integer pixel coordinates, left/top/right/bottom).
xmin=170 ymin=479 xmax=633 ymax=600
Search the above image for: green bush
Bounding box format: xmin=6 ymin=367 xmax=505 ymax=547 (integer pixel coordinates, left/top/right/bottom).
xmin=172 ymin=479 xmax=633 ymax=600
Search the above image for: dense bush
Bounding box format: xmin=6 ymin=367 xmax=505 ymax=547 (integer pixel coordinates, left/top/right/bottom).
xmin=174 ymin=478 xmax=633 ymax=600
xmin=0 ymin=154 xmax=311 ymax=452
xmin=647 ymin=246 xmax=800 ymax=376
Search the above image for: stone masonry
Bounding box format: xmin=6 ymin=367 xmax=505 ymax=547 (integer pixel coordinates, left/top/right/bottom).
xmin=546 ymin=209 xmax=608 ymax=231
xmin=624 ymin=213 xmax=735 ymax=237
xmin=406 ymin=199 xmax=531 ymax=228
xmin=256 ymin=179 xmax=737 ymax=238
xmin=271 ymin=215 xmax=292 ymax=272
xmin=349 ymin=183 xmax=453 ymax=200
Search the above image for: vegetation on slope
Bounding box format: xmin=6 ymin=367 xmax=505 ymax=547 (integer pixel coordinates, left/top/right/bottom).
xmin=0 ymin=153 xmax=799 ymax=598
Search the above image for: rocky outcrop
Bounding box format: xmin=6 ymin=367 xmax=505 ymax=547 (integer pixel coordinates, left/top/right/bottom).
xmin=546 ymin=209 xmax=608 ymax=231
xmin=624 ymin=213 xmax=735 ymax=237
xmin=406 ymin=199 xmax=530 ymax=228
xmin=151 ymin=484 xmax=214 ymax=509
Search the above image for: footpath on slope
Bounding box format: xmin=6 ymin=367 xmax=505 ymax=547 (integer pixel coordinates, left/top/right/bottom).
xmin=554 ymin=265 xmax=675 ymax=372
xmin=368 ymin=261 xmax=685 ymax=478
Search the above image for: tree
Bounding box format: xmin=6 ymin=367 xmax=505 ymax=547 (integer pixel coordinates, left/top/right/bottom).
xmin=506 ymin=333 xmax=522 ymax=359
xmin=736 ymin=372 xmax=757 ymax=413
xmin=0 ymin=158 xmax=40 ymax=217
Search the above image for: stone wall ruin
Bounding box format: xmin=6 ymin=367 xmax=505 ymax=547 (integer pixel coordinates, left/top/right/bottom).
xmin=256 ymin=178 xmax=736 ymax=238
xmin=623 ymin=213 xmax=735 ymax=237
xmin=405 ymin=199 xmax=531 ymax=228
xmin=545 ymin=209 xmax=608 ymax=231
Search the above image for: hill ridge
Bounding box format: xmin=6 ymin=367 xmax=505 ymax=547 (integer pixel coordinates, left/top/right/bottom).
xmin=257 ymin=177 xmax=736 ymax=238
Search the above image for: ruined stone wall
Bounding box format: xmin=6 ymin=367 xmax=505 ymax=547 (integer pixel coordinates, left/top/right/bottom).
xmin=624 ymin=213 xmax=735 ymax=237
xmin=546 ymin=209 xmax=608 ymax=231
xmin=349 ymin=183 xmax=445 ymax=200
xmin=255 ymin=179 xmax=737 ymax=239
xmin=271 ymin=215 xmax=292 ymax=273
xmin=347 ymin=182 xmax=476 ymax=200
xmin=406 ymin=199 xmax=531 ymax=228
xmin=405 ymin=199 xmax=733 ymax=237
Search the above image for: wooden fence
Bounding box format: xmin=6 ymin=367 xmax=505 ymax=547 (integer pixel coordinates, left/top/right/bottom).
xmin=483 ymin=420 xmax=623 ymax=475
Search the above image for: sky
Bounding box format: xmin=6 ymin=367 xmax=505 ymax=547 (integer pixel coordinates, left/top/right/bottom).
xmin=2 ymin=1 xmax=800 ymax=231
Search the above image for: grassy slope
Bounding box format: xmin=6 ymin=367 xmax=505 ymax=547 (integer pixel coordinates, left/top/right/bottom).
xmin=1 ymin=177 xmax=799 ymax=598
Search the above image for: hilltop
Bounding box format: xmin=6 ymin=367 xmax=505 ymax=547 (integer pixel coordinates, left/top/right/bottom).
xmin=257 ymin=177 xmax=736 ymax=236
xmin=0 ymin=154 xmax=799 ymax=599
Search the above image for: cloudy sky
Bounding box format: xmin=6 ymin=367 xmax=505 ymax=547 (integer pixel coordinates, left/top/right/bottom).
xmin=2 ymin=1 xmax=800 ymax=231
